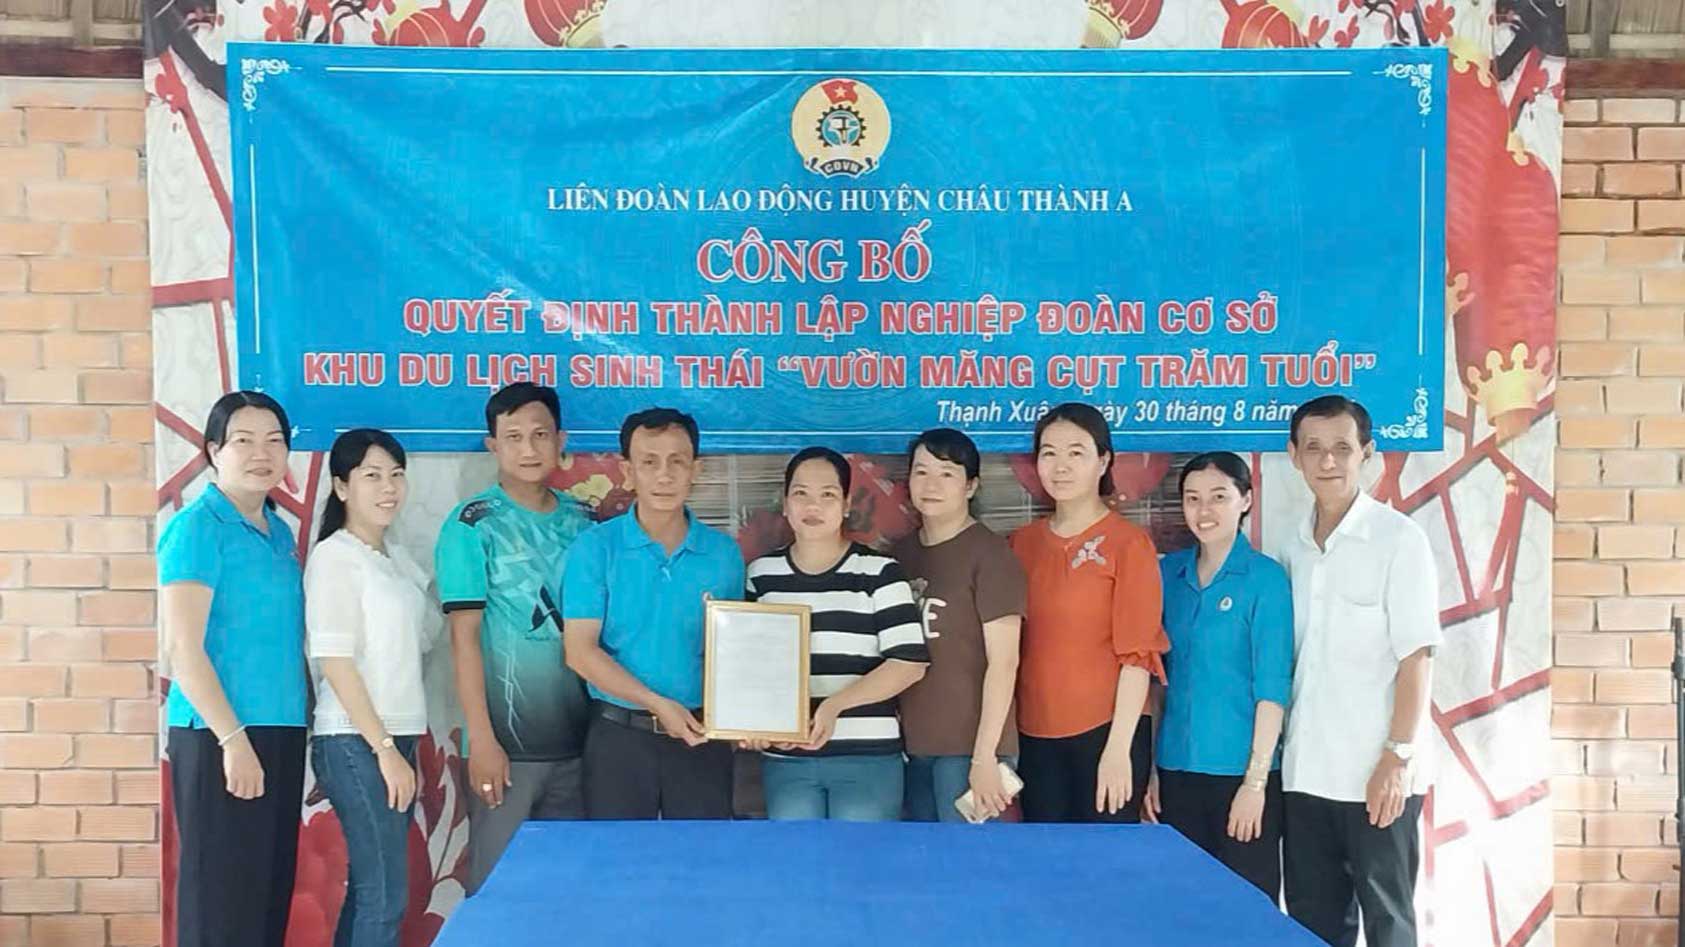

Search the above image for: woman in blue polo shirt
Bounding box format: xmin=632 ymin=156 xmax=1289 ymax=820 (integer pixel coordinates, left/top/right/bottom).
xmin=159 ymin=391 xmax=308 ymax=947
xmin=1145 ymin=451 xmax=1293 ymax=898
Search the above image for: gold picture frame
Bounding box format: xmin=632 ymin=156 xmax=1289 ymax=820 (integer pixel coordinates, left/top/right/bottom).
xmin=702 ymin=599 xmax=811 ymax=742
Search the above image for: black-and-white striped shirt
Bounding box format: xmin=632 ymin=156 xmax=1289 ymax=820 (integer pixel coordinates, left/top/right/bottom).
xmin=746 ymin=543 xmax=930 ymax=757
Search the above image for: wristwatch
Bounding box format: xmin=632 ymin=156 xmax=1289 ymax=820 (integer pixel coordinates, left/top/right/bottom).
xmin=1383 ymin=739 xmax=1415 ymax=762
xmin=376 ymin=735 xmax=396 ymax=753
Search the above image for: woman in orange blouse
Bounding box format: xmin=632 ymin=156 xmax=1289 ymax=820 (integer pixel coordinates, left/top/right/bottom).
xmin=1010 ymin=402 xmax=1169 ymax=823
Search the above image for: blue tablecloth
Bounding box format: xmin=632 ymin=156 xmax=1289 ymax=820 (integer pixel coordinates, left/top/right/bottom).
xmin=436 ymin=821 xmax=1323 ymax=946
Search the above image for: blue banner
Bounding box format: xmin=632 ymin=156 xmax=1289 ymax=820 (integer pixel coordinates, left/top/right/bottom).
xmin=230 ymin=44 xmax=1446 ymax=453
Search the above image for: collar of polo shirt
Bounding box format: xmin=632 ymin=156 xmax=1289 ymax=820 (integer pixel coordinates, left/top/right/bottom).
xmin=201 ymin=482 xmax=281 ymax=534
xmin=1171 ymin=532 xmax=1256 ymax=588
xmin=620 ymin=502 xmax=704 ymax=555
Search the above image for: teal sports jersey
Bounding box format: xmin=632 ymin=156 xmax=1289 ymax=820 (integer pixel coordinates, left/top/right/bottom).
xmin=436 ymin=483 xmax=591 ymax=761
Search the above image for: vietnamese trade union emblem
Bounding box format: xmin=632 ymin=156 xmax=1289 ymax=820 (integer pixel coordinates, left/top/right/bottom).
xmin=791 ymin=78 xmax=890 ymax=178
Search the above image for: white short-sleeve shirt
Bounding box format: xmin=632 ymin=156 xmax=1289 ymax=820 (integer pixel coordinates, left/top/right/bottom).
xmin=1281 ymin=491 xmax=1441 ymax=802
xmin=305 ymin=530 xmax=439 ymax=737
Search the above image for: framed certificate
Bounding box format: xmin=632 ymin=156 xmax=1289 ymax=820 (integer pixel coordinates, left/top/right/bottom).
xmin=703 ymin=600 xmax=811 ymax=742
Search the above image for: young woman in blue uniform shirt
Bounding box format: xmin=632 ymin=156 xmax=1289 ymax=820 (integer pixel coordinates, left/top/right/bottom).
xmin=1145 ymin=452 xmax=1293 ymax=898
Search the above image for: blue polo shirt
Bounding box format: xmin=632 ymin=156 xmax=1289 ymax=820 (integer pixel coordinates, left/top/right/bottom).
xmin=1157 ymin=535 xmax=1293 ymax=776
xmin=561 ymin=505 xmax=746 ymax=709
xmin=158 ymin=484 xmax=307 ymax=729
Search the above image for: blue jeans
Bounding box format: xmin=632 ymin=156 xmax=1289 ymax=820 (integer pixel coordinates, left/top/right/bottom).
xmin=761 ymin=754 xmax=903 ymax=821
xmin=905 ymin=755 xmax=1017 ymax=823
xmin=311 ymin=734 xmax=418 ymax=947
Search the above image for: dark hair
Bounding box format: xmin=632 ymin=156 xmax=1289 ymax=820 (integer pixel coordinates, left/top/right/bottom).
xmin=1289 ymin=395 xmax=1373 ymax=447
xmin=1032 ymin=402 xmax=1116 ymax=496
xmin=1179 ymin=452 xmax=1254 ymax=525
xmin=318 ymin=429 xmax=408 ymax=541
xmin=202 ymin=391 xmax=291 ymax=509
xmin=907 ymin=428 xmax=980 ymax=481
xmin=203 ymin=390 xmax=291 ymax=468
xmin=484 ymin=382 xmax=561 ymax=436
xmin=784 ymin=446 xmax=851 ymax=496
xmin=619 ymin=407 xmax=700 ymax=458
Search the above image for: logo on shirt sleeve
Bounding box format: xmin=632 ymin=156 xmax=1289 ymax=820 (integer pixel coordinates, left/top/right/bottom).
xmin=458 ymin=499 xmax=495 ymax=526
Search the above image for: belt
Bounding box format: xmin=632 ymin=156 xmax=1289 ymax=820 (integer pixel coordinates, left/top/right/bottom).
xmin=592 ymin=700 xmax=703 ymax=734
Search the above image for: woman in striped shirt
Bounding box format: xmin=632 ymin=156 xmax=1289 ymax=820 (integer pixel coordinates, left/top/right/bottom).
xmin=744 ymin=447 xmax=930 ymax=821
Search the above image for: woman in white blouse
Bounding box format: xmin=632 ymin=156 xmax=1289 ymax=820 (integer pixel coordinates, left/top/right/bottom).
xmin=306 ymin=429 xmax=437 ymax=947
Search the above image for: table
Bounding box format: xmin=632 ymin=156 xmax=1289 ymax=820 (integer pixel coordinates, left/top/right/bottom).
xmin=436 ymin=820 xmax=1323 ymax=946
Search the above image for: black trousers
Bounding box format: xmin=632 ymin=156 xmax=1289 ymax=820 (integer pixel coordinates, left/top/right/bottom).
xmin=582 ymin=712 xmax=734 ymax=819
xmin=169 ymin=725 xmax=306 ymax=947
xmin=1018 ymin=717 xmax=1152 ymax=823
xmin=1158 ymin=768 xmax=1283 ymax=900
xmin=1283 ymin=791 xmax=1423 ymax=947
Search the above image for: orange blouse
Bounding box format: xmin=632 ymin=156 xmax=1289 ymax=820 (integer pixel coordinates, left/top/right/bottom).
xmin=1009 ymin=513 xmax=1169 ymax=739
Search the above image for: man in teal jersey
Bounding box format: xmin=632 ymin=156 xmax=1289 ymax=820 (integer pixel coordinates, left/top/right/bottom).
xmin=436 ymin=383 xmax=591 ymax=895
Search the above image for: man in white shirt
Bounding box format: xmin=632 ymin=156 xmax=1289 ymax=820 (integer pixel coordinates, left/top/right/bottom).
xmin=1280 ymin=396 xmax=1439 ymax=947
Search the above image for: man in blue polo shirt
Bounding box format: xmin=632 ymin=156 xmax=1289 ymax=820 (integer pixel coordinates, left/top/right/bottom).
xmin=563 ymin=407 xmax=746 ymax=819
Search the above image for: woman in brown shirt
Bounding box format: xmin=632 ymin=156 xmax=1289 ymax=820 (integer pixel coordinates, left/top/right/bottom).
xmin=1010 ymin=402 xmax=1169 ymax=823
xmin=894 ymin=428 xmax=1027 ymax=823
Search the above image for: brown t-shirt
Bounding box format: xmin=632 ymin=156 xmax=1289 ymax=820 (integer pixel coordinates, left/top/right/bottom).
xmin=893 ymin=522 xmax=1027 ymax=758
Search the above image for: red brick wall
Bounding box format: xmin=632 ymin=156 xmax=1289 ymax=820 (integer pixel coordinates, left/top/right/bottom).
xmin=1556 ymin=93 xmax=1685 ymax=947
xmin=0 ymin=76 xmax=160 ymax=947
